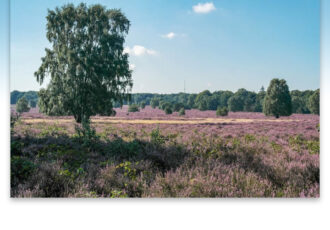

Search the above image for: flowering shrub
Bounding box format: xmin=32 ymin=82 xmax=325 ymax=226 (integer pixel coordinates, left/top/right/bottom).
xmin=10 ymin=108 xmax=319 ymax=197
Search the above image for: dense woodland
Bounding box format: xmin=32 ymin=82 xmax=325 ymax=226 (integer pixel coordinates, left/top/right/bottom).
xmin=11 ymin=87 xmax=319 ymax=115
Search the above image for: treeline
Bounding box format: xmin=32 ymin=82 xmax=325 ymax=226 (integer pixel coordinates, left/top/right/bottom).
xmin=126 ymin=87 xmax=319 ymax=114
xmin=11 ymin=90 xmax=38 ymax=108
xmin=10 ymin=87 xmax=319 ymax=114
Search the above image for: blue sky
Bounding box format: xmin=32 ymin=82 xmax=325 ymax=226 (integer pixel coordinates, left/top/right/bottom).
xmin=8 ymin=0 xmax=320 ymax=93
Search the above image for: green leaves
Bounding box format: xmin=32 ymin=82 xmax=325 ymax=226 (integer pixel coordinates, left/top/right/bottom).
xmin=263 ymin=78 xmax=292 ymax=118
xmin=308 ymin=89 xmax=320 ymax=115
xmin=35 ymin=3 xmax=132 ymax=123
xmin=216 ymin=106 xmax=228 ymax=116
xmin=16 ymin=97 xmax=30 ymax=114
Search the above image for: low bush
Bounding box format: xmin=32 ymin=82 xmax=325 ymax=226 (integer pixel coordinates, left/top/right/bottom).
xmin=164 ymin=107 xmax=172 ymax=115
xmin=11 ymin=156 xmax=36 ymax=187
xmin=128 ymin=104 xmax=139 ymax=112
xmin=216 ymin=106 xmax=228 ymax=116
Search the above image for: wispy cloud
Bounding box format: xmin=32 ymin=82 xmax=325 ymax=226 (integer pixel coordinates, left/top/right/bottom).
xmin=193 ymin=2 xmax=216 ymax=14
xmin=161 ymin=32 xmax=187 ymax=40
xmin=124 ymin=45 xmax=157 ymax=56
xmin=162 ymin=32 xmax=176 ymax=39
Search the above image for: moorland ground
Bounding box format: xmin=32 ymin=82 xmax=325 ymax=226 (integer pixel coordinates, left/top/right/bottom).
xmin=11 ymin=106 xmax=319 ymax=197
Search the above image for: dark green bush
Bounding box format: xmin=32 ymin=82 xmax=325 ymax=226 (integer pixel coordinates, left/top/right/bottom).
xmin=16 ymin=97 xmax=30 ymax=114
xmin=173 ymin=103 xmax=184 ymax=112
xmin=150 ymin=127 xmax=165 ymax=145
xmin=128 ymin=104 xmax=139 ymax=112
xmin=164 ymin=106 xmax=173 ymax=115
xmin=11 ymin=156 xmax=36 ymax=187
xmin=216 ymin=107 xmax=228 ymax=116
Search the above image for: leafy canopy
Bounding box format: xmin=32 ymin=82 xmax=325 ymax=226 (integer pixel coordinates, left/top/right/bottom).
xmin=16 ymin=97 xmax=30 ymax=114
xmin=308 ymin=89 xmax=320 ymax=115
xmin=35 ymin=3 xmax=132 ymax=123
xmin=263 ymin=78 xmax=292 ymax=118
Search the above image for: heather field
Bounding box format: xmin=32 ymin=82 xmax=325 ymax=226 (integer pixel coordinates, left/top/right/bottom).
xmin=11 ymin=106 xmax=320 ymax=198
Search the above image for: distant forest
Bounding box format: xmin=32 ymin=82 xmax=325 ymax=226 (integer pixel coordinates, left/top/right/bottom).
xmin=11 ymin=88 xmax=318 ymax=114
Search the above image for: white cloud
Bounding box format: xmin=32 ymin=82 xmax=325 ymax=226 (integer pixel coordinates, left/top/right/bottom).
xmin=129 ymin=64 xmax=136 ymax=70
xmin=123 ymin=47 xmax=131 ymax=54
xmin=161 ymin=32 xmax=188 ymax=40
xmin=162 ymin=32 xmax=176 ymax=39
xmin=193 ymin=2 xmax=216 ymax=14
xmin=124 ymin=45 xmax=157 ymax=56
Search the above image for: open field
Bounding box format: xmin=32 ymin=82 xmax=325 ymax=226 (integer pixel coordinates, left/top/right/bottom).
xmin=11 ymin=106 xmax=320 ymax=197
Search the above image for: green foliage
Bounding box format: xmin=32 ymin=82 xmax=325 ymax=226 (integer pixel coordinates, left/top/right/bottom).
xmin=109 ymin=139 xmax=142 ymax=158
xmin=179 ymin=108 xmax=185 ymax=116
xmin=110 ymin=190 xmax=128 ymax=198
xmin=11 ymin=87 xmax=317 ymax=115
xmin=195 ymin=90 xmax=212 ymax=111
xmin=11 ymin=156 xmax=36 ymax=187
xmin=74 ymin=120 xmax=98 ymax=147
xmin=150 ymin=127 xmax=165 ymax=145
xmin=263 ymin=78 xmax=292 ymax=118
xmin=291 ymin=90 xmax=313 ymax=114
xmin=173 ymin=102 xmax=184 ymax=112
xmin=38 ymin=124 xmax=67 ymax=138
xmin=228 ymin=96 xmax=242 ymax=112
xmin=140 ymin=101 xmax=146 ymax=109
xmin=11 ymin=140 xmax=24 ymax=156
xmin=288 ymin=135 xmax=319 ymax=155
xmin=255 ymin=88 xmax=266 ymax=112
xmin=16 ymin=97 xmax=30 ymax=114
xmin=228 ymin=89 xmax=257 ymax=112
xmin=34 ymin=3 xmax=132 ymax=124
xmin=187 ymin=94 xmax=197 ymax=109
xmin=308 ymin=89 xmax=320 ymax=115
xmin=116 ymin=161 xmax=137 ymax=180
xmin=37 ymin=88 xmax=69 ymax=116
xmin=29 ymin=100 xmax=37 ymax=108
xmin=244 ymin=134 xmax=256 ymax=143
xmin=128 ymin=104 xmax=139 ymax=112
xmin=164 ymin=106 xmax=173 ymax=114
xmin=306 ymin=140 xmax=320 ymax=155
xmin=10 ymin=113 xmax=20 ymax=130
xmin=11 ymin=90 xmax=38 ymax=105
xmin=150 ymin=97 xmax=160 ymax=108
xmin=216 ymin=106 xmax=228 ymax=116
xmin=159 ymin=101 xmax=172 ymax=110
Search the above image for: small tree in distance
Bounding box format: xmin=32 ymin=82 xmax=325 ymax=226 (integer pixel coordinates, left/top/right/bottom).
xmin=164 ymin=107 xmax=172 ymax=115
xmin=128 ymin=104 xmax=139 ymax=112
xmin=263 ymin=78 xmax=292 ymax=118
xmin=216 ymin=106 xmax=228 ymax=116
xmin=16 ymin=97 xmax=30 ymax=115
